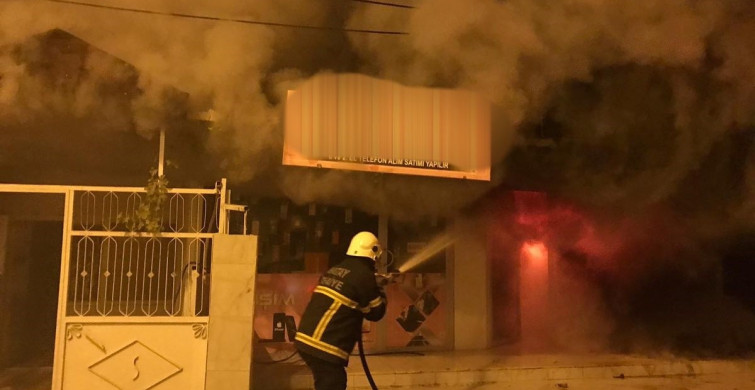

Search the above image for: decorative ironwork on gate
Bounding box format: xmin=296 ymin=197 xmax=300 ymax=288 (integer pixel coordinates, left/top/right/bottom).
xmin=0 ymin=179 xmax=251 ymax=390
xmin=66 ymin=188 xmax=220 ymax=317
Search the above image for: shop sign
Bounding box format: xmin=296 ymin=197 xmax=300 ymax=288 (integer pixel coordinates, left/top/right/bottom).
xmin=283 ymin=73 xmax=491 ymax=181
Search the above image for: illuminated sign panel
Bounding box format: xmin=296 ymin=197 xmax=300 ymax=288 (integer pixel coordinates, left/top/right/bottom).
xmin=283 ymin=73 xmax=491 ymax=181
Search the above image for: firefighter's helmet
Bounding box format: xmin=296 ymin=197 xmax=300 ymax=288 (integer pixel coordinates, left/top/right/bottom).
xmin=347 ymin=231 xmax=382 ymax=261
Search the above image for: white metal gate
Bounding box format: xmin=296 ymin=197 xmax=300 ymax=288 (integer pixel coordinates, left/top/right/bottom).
xmin=1 ymin=180 xmax=244 ymax=390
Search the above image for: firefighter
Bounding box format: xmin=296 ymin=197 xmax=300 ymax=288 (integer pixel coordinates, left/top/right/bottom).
xmin=295 ymin=231 xmax=388 ymax=390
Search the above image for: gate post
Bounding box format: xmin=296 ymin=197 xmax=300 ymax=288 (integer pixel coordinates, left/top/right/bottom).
xmin=52 ymin=189 xmax=73 ymax=390
xmin=205 ymin=234 xmax=258 ymax=390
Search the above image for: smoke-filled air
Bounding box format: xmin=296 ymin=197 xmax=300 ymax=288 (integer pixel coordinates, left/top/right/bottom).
xmin=1 ymin=0 xmax=755 ymax=355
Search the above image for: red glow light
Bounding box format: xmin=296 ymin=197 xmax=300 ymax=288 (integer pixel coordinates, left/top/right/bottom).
xmin=513 ymin=191 xmax=549 ymax=234
xmin=521 ymin=241 xmax=548 ymax=266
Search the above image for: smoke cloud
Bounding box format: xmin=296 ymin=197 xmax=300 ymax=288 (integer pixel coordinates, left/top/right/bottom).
xmin=2 ymin=0 xmax=752 ymax=214
xmin=0 ymin=0 xmax=352 ymax=184
xmin=1 ymin=0 xmax=755 ymax=355
xmin=349 ymin=0 xmax=754 ymax=209
xmin=553 ymin=208 xmax=755 ymax=356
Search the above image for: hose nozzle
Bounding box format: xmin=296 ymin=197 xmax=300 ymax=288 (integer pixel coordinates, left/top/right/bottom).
xmin=375 ymin=272 xmax=400 ymax=287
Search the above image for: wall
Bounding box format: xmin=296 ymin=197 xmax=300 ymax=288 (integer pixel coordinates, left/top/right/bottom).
xmin=452 ymin=222 xmax=491 ymax=349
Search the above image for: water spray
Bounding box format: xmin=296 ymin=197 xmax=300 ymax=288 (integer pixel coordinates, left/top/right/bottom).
xmin=374 ymin=233 xmax=457 ymax=287
xmin=397 ymin=233 xmax=457 ymax=273
xmin=361 ymin=233 xmax=458 ymax=390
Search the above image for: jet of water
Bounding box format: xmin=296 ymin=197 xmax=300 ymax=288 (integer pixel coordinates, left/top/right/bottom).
xmin=397 ymin=233 xmax=457 ymax=273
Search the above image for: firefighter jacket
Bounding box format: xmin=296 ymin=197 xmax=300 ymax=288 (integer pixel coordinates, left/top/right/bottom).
xmin=295 ymin=255 xmax=387 ymax=365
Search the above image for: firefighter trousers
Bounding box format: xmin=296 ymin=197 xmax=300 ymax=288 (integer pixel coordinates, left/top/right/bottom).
xmin=299 ymin=351 xmax=347 ymax=390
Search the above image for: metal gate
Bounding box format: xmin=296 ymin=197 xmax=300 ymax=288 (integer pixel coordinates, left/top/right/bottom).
xmin=1 ymin=180 xmax=244 ymax=390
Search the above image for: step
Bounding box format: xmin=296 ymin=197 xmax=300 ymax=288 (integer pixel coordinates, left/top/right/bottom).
xmin=254 ymin=353 xmax=755 ymax=390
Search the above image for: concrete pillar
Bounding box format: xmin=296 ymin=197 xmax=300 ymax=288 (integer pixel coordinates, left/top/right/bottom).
xmin=205 ymin=234 xmax=258 ymax=390
xmin=452 ymin=224 xmax=491 ymax=350
xmin=377 ymin=215 xmax=388 ymax=274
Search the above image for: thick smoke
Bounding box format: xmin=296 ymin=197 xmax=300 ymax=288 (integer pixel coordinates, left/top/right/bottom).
xmin=548 ymin=207 xmax=755 ymax=356
xmin=280 ymin=168 xmax=489 ymax=221
xmin=1 ymin=0 xmax=753 ymax=206
xmin=348 ymin=2 xmax=755 ymax=358
xmin=1 ymin=0 xmax=755 ymax=354
xmin=3 ymin=0 xmax=751 ymax=213
xmin=347 ymin=2 xmax=755 ymax=356
xmin=0 ymin=0 xmax=353 ymax=184
xmin=349 ymin=0 xmax=754 ymax=207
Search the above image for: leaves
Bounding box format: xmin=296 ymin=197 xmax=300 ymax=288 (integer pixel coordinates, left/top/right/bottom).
xmin=118 ymin=167 xmax=169 ymax=236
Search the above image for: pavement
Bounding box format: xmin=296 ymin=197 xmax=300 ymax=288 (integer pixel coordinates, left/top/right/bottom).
xmin=2 ymin=349 xmax=754 ymax=389
xmin=0 ymin=367 xmax=51 ymax=390
xmin=254 ymin=348 xmax=755 ymax=390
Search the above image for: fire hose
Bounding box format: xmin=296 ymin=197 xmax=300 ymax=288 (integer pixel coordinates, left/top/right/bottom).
xmin=358 ymin=333 xmax=379 ymax=390
xmin=358 ymin=244 xmax=445 ymax=389
xmin=358 ymin=272 xmax=399 ymax=390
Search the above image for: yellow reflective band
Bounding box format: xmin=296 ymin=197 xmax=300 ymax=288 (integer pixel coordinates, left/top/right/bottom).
xmin=295 ymin=332 xmax=349 ymax=360
xmin=314 ymin=286 xmax=359 ymax=310
xmin=368 ymin=296 xmax=383 ymax=308
xmin=359 ymin=296 xmax=383 ymax=313
xmin=313 ymin=301 xmax=340 ymax=340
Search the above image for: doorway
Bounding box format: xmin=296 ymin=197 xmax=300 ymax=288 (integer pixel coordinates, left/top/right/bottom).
xmin=0 ymin=193 xmax=64 ymax=390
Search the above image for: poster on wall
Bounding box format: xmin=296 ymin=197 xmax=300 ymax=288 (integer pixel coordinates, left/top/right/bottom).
xmin=284 ymin=73 xmax=491 ymax=181
xmin=384 ymin=273 xmax=447 ymax=348
xmin=254 ymin=274 xmax=320 ymax=360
